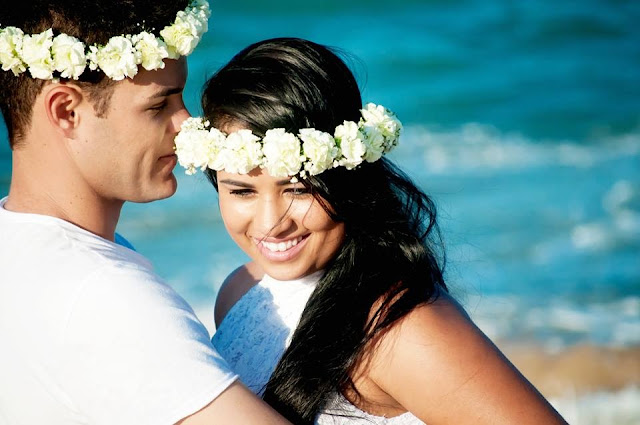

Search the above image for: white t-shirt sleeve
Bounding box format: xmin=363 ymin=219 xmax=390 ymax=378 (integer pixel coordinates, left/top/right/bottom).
xmin=56 ymin=265 xmax=237 ymax=425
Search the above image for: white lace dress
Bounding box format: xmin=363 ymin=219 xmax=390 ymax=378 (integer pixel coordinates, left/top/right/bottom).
xmin=211 ymin=272 xmax=425 ymax=424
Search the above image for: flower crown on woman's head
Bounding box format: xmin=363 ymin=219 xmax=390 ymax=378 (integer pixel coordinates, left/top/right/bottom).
xmin=174 ymin=103 xmax=402 ymax=182
xmin=0 ymin=0 xmax=210 ymax=81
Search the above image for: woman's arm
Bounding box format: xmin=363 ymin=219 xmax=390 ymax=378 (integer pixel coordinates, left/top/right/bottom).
xmin=367 ymin=292 xmax=568 ymax=424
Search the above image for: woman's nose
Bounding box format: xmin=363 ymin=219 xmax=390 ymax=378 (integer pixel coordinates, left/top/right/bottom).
xmin=253 ymin=197 xmax=294 ymax=239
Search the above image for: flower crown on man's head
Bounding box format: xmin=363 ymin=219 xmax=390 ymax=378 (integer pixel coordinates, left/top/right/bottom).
xmin=174 ymin=103 xmax=402 ymax=182
xmin=0 ymin=0 xmax=210 ymax=81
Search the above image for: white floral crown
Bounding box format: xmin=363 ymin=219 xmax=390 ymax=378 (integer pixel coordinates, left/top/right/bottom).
xmin=174 ymin=103 xmax=402 ymax=181
xmin=0 ymin=0 xmax=210 ymax=81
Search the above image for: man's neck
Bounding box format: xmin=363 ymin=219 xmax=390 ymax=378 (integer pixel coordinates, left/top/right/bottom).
xmin=6 ymin=152 xmax=123 ymax=242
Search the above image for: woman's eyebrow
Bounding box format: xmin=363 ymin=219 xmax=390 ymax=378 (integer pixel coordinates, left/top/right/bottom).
xmin=219 ymin=178 xmax=297 ymax=187
xmin=218 ymin=179 xmax=254 ymax=188
xmin=277 ymin=179 xmax=298 ymax=186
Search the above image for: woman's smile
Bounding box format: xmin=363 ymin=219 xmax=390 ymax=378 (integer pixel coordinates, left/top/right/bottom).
xmin=254 ymin=234 xmax=308 ymax=253
xmin=253 ymin=234 xmax=310 ymax=261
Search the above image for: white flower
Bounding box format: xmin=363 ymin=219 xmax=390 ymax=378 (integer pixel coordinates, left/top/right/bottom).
xmin=132 ymin=32 xmax=168 ymax=71
xmin=0 ymin=27 xmax=26 ymax=76
xmin=160 ymin=18 xmax=199 ymax=59
xmin=361 ymin=103 xmax=402 ymax=153
xmin=222 ymin=129 xmax=263 ymax=174
xmin=183 ymin=10 xmax=207 ymax=37
xmin=184 ymin=0 xmax=211 ymax=37
xmin=262 ymin=129 xmax=303 ymax=177
xmin=334 ymin=120 xmax=366 ymax=169
xmin=160 ymin=0 xmax=210 ymax=59
xmin=192 ymin=0 xmax=212 ymax=30
xmin=299 ymin=128 xmax=338 ymax=175
xmin=51 ymin=34 xmax=86 ymax=80
xmin=21 ymin=29 xmax=54 ymax=79
xmin=360 ymin=125 xmax=386 ymax=162
xmin=174 ymin=117 xmax=214 ymax=175
xmin=361 ymin=103 xmax=401 ymax=137
xmin=191 ymin=0 xmax=212 ymax=15
xmin=88 ymin=36 xmax=138 ymax=80
xmin=204 ymin=128 xmax=228 ymax=171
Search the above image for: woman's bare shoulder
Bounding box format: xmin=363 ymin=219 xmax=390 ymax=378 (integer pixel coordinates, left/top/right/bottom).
xmin=367 ymin=291 xmax=567 ymax=424
xmin=214 ymin=262 xmax=264 ymax=327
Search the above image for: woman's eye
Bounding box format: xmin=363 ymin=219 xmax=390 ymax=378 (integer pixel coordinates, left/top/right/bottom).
xmin=230 ymin=189 xmax=254 ymax=197
xmin=286 ymin=187 xmax=310 ymax=196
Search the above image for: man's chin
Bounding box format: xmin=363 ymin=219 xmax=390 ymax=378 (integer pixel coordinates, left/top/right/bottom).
xmin=131 ymin=179 xmax=178 ymax=204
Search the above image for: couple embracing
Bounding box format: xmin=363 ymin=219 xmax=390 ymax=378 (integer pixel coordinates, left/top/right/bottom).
xmin=0 ymin=1 xmax=567 ymax=424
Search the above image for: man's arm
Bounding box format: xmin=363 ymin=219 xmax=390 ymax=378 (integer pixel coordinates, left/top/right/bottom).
xmin=177 ymin=381 xmax=291 ymax=425
xmin=58 ymin=266 xmax=285 ymax=424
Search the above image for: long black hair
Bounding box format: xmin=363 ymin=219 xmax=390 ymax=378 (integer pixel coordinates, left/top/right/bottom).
xmin=202 ymin=37 xmax=447 ymax=423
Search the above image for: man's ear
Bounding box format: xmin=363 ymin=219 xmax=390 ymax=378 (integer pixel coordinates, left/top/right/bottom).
xmin=43 ymin=84 xmax=84 ymax=138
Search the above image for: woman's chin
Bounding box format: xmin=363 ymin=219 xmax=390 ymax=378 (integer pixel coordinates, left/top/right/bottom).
xmin=260 ymin=263 xmax=316 ymax=281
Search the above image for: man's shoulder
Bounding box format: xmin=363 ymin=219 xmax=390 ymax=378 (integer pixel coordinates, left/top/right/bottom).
xmin=0 ymin=207 xmax=166 ymax=316
xmin=2 ymin=210 xmax=152 ymax=272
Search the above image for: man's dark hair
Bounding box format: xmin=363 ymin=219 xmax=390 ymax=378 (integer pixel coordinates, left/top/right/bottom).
xmin=0 ymin=0 xmax=189 ymax=147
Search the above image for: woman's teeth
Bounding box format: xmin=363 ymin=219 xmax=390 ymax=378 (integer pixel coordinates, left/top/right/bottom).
xmin=260 ymin=236 xmax=304 ymax=252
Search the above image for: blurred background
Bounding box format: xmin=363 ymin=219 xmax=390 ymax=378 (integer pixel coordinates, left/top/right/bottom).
xmin=1 ymin=0 xmax=638 ymax=423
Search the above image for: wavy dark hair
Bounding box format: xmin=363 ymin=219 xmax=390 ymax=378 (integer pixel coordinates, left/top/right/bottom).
xmin=202 ymin=37 xmax=447 ymax=424
xmin=0 ymin=0 xmax=189 ymax=146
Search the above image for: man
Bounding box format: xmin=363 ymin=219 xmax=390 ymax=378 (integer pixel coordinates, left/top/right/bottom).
xmin=0 ymin=1 xmax=290 ymax=424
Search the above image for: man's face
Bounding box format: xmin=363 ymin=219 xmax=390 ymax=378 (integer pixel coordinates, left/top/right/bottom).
xmin=72 ymin=58 xmax=189 ymax=205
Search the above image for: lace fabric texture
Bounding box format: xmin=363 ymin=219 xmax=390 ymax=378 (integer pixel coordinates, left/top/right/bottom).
xmin=212 ymin=272 xmax=425 ymax=424
xmin=212 ymin=272 xmax=319 ymax=395
xmin=318 ymin=393 xmax=424 ymax=425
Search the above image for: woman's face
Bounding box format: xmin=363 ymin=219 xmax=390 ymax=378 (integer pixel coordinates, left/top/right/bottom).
xmin=217 ymin=167 xmax=345 ymax=281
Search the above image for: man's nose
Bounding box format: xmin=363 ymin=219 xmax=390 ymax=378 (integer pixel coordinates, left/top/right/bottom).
xmin=171 ymin=103 xmax=192 ymax=133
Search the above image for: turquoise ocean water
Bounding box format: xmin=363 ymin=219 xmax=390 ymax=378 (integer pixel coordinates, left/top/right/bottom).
xmin=1 ymin=0 xmax=639 ymax=420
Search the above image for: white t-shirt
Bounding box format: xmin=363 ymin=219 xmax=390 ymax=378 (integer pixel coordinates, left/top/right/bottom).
xmin=0 ymin=197 xmax=237 ymax=425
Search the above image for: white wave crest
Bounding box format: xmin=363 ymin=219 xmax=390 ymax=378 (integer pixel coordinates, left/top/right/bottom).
xmin=551 ymin=386 xmax=640 ymax=425
xmin=465 ymin=294 xmax=640 ymax=347
xmin=394 ymin=123 xmax=640 ymax=175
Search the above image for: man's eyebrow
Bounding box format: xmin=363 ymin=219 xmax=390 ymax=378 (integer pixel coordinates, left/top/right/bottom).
xmin=147 ymin=86 xmax=183 ymax=100
xmin=218 ymin=179 xmax=254 ymax=188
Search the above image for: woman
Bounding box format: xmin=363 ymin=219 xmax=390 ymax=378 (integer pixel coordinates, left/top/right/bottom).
xmin=175 ymin=37 xmax=567 ymax=424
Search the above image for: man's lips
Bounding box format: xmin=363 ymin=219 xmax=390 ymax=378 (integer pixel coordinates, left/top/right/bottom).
xmin=159 ymin=153 xmax=178 ymax=163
